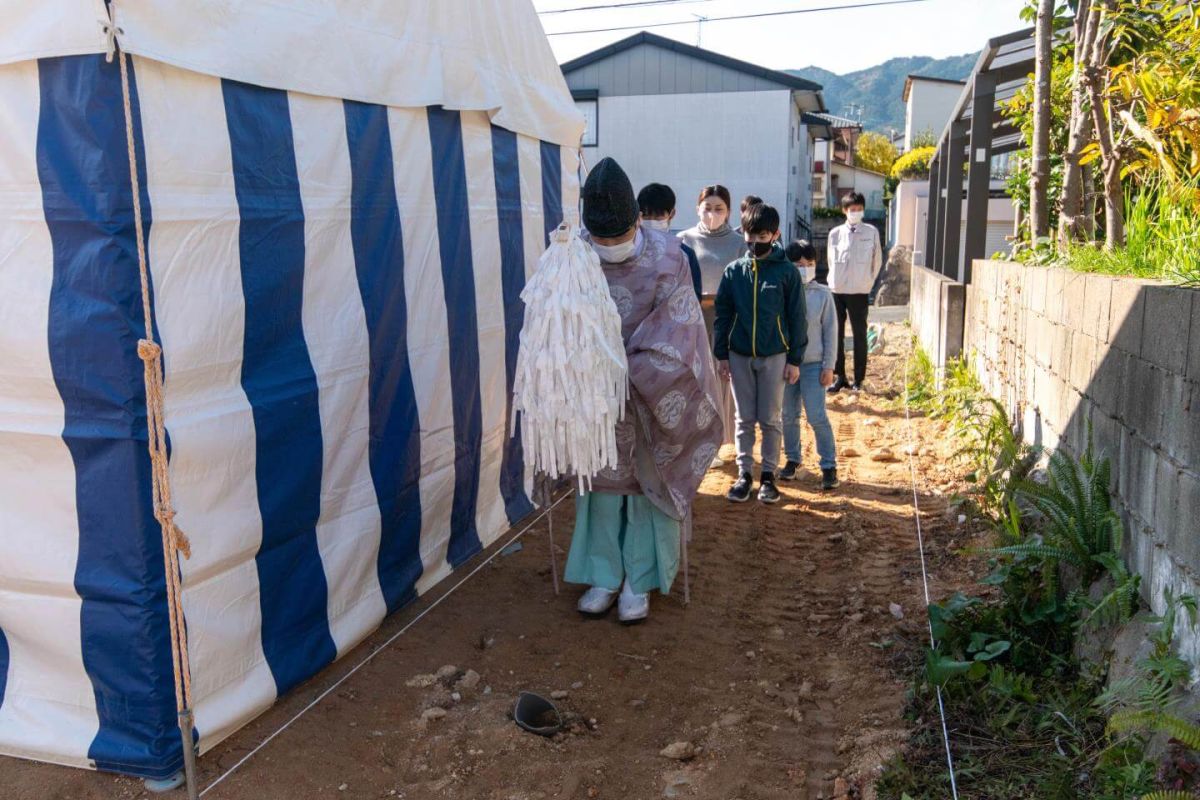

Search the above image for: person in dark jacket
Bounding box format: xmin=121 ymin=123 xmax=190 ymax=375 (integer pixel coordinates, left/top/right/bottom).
xmin=713 ymin=203 xmax=807 ymax=504
xmin=637 ymin=182 xmax=702 ymax=300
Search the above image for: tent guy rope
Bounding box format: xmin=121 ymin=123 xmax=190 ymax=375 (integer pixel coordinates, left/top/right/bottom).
xmin=105 ymin=4 xmax=201 ymax=797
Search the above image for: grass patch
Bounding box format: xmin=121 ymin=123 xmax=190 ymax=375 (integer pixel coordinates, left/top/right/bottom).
xmin=1015 ymin=178 xmax=1200 ymax=286
xmin=880 ymin=345 xmax=1200 ymax=799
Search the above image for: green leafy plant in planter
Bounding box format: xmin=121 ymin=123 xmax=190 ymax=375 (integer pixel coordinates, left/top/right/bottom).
xmin=812 ymin=206 xmax=846 ymax=220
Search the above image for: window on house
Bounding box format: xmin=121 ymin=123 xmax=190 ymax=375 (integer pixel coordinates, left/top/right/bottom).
xmin=576 ymin=99 xmax=598 ymax=147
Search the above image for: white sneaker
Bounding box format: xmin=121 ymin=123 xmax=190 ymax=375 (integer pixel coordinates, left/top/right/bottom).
xmin=617 ymin=579 xmax=649 ymax=624
xmin=577 ymin=586 xmax=618 ymax=617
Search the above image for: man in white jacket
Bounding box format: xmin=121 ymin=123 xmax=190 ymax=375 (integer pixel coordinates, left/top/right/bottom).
xmin=825 ymin=192 xmax=881 ymax=393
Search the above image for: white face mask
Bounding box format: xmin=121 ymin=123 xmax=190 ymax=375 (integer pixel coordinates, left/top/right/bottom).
xmin=700 ymin=209 xmax=727 ymax=230
xmin=642 ymin=218 xmax=671 ymax=232
xmin=846 ymin=210 xmax=865 ymax=226
xmin=800 ymin=267 xmax=816 ymax=283
xmin=592 ymin=233 xmax=638 ymax=263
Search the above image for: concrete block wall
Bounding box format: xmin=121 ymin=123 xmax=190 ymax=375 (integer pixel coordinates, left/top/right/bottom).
xmin=966 ymin=260 xmax=1200 ymax=665
xmin=911 ymin=264 xmax=966 ymax=369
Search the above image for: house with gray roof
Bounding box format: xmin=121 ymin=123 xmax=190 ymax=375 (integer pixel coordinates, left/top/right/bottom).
xmin=561 ymin=32 xmax=828 ymax=239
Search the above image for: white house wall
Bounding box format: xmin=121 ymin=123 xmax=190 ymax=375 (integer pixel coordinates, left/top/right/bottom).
xmin=581 ymin=90 xmax=797 ymax=237
xmin=896 ymin=179 xmax=1015 ymax=277
xmin=904 ymin=81 xmax=964 ymax=149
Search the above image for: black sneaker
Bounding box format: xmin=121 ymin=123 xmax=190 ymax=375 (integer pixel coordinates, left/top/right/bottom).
xmin=821 ymin=468 xmax=839 ymax=491
xmin=758 ymin=473 xmax=781 ymax=504
xmin=779 ymin=461 xmax=800 ymax=481
xmin=849 ymin=382 xmax=865 ymax=395
xmin=827 ymin=377 xmax=850 ymax=395
xmin=727 ymin=473 xmax=753 ymax=503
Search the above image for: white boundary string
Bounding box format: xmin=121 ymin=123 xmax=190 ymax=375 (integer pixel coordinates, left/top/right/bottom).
xmin=900 ymin=345 xmax=961 ymax=800
xmin=199 ymin=492 xmax=571 ymax=797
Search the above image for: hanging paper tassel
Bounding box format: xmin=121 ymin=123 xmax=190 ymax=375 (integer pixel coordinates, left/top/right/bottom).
xmin=512 ymin=223 xmax=628 ymax=492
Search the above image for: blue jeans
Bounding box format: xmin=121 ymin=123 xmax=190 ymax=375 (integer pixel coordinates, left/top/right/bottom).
xmin=782 ymin=363 xmax=837 ymax=470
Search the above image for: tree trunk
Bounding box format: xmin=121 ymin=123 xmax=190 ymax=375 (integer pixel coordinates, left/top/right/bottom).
xmin=1057 ymin=0 xmax=1098 ymax=248
xmin=1082 ymin=0 xmax=1125 ymax=249
xmin=1081 ymin=162 xmax=1096 ymax=240
xmin=1030 ymin=0 xmax=1055 ymax=240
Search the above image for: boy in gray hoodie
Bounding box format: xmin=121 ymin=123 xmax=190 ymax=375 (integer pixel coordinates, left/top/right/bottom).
xmin=780 ymin=241 xmax=839 ymax=490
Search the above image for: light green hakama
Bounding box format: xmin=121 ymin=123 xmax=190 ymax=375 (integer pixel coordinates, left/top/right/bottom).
xmin=563 ymin=492 xmax=681 ymax=595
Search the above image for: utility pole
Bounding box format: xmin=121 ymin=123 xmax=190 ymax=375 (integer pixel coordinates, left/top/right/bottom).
xmin=692 ymin=14 xmax=708 ymax=47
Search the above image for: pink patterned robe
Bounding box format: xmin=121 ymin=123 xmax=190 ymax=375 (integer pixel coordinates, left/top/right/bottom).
xmin=585 ymin=227 xmax=724 ymax=521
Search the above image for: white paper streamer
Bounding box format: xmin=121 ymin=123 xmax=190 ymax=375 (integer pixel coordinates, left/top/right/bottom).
xmin=512 ymin=223 xmax=629 ymax=492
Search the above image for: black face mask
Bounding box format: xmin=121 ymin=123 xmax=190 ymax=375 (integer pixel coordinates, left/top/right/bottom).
xmin=747 ymin=241 xmax=773 ymax=258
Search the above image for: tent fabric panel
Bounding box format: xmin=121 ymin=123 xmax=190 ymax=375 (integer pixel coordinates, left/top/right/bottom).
xmin=460 ymin=111 xmax=518 ymax=546
xmin=0 ymin=1 xmax=584 ymax=148
xmin=37 ymin=54 xmax=181 ymax=779
xmin=0 ymin=49 xmax=583 ymax=778
xmin=290 ymin=91 xmax=390 ymax=659
xmin=428 ymin=107 xmax=486 ymax=569
xmin=115 ymin=0 xmax=585 ymax=148
xmin=222 ymin=78 xmax=339 ymax=697
xmin=343 ymin=100 xmax=425 ymax=616
xmin=0 ymin=57 xmax=100 ymax=771
xmin=390 ymin=105 xmax=459 ymax=597
xmin=132 ymin=57 xmax=280 ymax=756
xmin=0 ymin=0 xmax=106 ymax=67
xmin=491 ymin=125 xmax=535 ymax=524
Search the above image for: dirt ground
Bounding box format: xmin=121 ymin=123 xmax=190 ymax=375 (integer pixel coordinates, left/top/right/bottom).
xmin=4 ymin=323 xmax=978 ymax=800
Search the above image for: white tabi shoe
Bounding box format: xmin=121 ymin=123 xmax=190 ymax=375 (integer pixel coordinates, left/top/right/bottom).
xmin=617 ymin=579 xmax=649 ymax=625
xmin=577 ymin=586 xmax=618 ymax=617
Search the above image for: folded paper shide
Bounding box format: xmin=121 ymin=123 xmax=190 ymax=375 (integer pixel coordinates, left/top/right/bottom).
xmin=511 ymin=223 xmax=629 ymax=491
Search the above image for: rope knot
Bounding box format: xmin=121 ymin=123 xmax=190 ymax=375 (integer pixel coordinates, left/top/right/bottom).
xmin=99 ymin=20 xmax=124 ymax=63
xmin=137 ymin=339 xmax=161 ymax=362
xmin=156 ymin=506 xmax=192 ymax=559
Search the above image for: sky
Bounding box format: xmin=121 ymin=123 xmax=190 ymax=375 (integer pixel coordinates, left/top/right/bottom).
xmin=533 ymin=0 xmax=1030 ymax=74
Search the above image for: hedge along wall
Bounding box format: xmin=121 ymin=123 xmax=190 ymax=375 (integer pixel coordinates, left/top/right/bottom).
xmin=965 ymin=260 xmax=1200 ymax=665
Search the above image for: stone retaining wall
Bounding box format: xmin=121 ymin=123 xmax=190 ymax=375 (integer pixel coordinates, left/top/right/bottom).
xmin=966 ymin=259 xmax=1200 ymax=664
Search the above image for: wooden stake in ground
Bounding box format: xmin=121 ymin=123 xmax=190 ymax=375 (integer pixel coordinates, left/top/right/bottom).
xmin=1030 ymin=0 xmax=1055 ymax=241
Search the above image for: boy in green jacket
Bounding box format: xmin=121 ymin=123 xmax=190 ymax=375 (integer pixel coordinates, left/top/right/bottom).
xmin=713 ymin=203 xmax=807 ymax=504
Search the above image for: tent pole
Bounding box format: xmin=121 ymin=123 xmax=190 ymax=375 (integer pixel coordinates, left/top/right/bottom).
xmin=179 ymin=711 xmax=199 ymax=800
xmin=538 ymin=477 xmax=560 ymax=595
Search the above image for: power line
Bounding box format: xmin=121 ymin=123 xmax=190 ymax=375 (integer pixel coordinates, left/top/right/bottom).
xmin=545 ymin=0 xmax=931 ymax=36
xmin=539 ymin=0 xmax=708 ymax=15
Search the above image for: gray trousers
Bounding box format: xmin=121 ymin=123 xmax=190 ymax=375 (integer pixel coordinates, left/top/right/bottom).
xmin=728 ymin=352 xmax=786 ymax=475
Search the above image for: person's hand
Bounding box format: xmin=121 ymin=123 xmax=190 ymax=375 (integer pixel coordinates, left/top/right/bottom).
xmin=820 ymin=368 xmax=835 ymax=388
xmin=717 ymin=360 xmax=731 ymax=381
xmin=784 ymin=364 xmax=800 ymax=385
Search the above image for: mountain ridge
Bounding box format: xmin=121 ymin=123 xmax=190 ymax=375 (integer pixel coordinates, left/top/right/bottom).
xmin=788 ymin=52 xmax=976 ymax=135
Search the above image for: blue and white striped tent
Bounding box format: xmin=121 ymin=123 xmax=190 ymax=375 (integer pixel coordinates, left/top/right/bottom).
xmin=0 ymin=1 xmax=582 ymax=780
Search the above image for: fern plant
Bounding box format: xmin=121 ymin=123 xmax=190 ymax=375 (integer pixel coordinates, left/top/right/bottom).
xmin=1110 ymin=710 xmax=1200 ymax=750
xmin=1012 ymin=442 xmax=1121 ymax=582
xmin=1102 ymin=589 xmax=1200 ymax=798
xmin=956 ymin=398 xmax=1041 ymax=521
